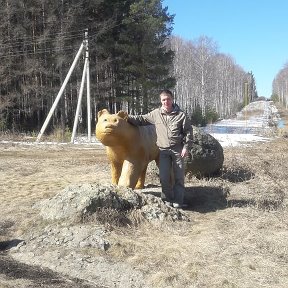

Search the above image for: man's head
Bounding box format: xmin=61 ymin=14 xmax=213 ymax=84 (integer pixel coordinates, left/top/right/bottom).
xmin=160 ymin=89 xmax=174 ymax=113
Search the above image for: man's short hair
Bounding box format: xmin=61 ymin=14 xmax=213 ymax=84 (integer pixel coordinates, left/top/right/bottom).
xmin=160 ymin=89 xmax=173 ymax=98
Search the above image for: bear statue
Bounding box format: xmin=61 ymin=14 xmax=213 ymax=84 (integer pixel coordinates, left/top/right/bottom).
xmin=96 ymin=109 xmax=159 ymax=189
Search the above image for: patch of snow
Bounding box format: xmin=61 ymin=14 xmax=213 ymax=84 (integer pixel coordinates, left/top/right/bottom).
xmin=210 ymin=133 xmax=271 ymax=147
xmin=205 ymin=100 xmax=280 ymax=147
xmin=0 ymin=137 xmax=103 ymax=147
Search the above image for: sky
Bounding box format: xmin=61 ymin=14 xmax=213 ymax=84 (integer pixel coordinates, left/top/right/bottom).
xmin=162 ymin=0 xmax=288 ymax=98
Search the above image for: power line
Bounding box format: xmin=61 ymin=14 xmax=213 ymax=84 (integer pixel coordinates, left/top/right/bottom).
xmin=0 ymin=30 xmax=99 ymax=58
xmin=0 ymin=47 xmax=77 ymax=60
xmin=0 ymin=33 xmax=83 ymax=49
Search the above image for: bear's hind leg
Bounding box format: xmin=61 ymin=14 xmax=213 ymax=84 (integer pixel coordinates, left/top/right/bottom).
xmin=135 ymin=166 xmax=147 ymax=189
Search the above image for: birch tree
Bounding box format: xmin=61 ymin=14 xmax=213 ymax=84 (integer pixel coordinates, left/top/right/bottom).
xmin=273 ymin=63 xmax=288 ymax=108
xmin=169 ymin=35 xmax=254 ymax=122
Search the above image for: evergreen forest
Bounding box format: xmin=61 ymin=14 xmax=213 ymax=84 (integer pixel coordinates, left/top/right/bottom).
xmin=0 ymin=0 xmax=261 ymax=136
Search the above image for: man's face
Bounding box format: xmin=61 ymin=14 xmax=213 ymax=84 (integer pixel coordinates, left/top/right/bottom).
xmin=160 ymin=94 xmax=173 ymax=112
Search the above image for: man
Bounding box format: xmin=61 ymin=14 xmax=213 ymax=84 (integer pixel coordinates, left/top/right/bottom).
xmin=127 ymin=89 xmax=193 ymax=208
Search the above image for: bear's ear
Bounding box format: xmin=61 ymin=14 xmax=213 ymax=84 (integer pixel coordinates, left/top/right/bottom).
xmin=117 ymin=110 xmax=128 ymax=120
xmin=98 ymin=109 xmax=110 ymax=118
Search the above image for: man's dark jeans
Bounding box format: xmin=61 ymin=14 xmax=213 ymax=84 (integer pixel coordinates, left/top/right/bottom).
xmin=159 ymin=145 xmax=185 ymax=205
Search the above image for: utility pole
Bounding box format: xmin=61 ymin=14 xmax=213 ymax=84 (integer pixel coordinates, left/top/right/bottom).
xmin=71 ymin=54 xmax=88 ymax=143
xmin=71 ymin=29 xmax=91 ymax=143
xmin=85 ymin=29 xmax=91 ymax=142
xmin=36 ymin=29 xmax=91 ymax=143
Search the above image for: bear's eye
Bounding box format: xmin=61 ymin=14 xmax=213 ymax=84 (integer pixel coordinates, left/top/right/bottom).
xmin=103 ymin=118 xmax=108 ymax=122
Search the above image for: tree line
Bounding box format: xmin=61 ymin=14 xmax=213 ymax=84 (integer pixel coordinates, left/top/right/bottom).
xmin=272 ymin=62 xmax=288 ymax=108
xmin=0 ymin=0 xmax=258 ymax=136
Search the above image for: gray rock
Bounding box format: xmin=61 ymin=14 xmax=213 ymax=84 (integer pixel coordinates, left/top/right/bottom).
xmin=23 ymin=224 xmax=110 ymax=251
xmin=35 ymin=183 xmax=189 ymax=224
xmin=35 ymin=184 xmax=142 ymax=222
xmin=185 ymin=126 xmax=224 ymax=177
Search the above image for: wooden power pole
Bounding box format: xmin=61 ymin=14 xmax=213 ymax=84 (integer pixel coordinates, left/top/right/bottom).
xmin=36 ymin=30 xmax=91 ymax=143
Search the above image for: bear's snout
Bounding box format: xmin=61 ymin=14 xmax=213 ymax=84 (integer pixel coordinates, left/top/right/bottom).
xmin=104 ymin=123 xmax=115 ymax=130
xmin=102 ymin=118 xmax=122 ymax=133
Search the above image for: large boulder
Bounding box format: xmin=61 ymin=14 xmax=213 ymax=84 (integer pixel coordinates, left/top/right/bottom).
xmin=185 ymin=126 xmax=224 ymax=177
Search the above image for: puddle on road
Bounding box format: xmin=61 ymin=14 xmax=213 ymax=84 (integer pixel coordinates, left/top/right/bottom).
xmin=204 ymin=125 xmax=265 ymax=134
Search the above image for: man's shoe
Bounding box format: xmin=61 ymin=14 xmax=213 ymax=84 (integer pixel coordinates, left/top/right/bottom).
xmin=164 ymin=201 xmax=173 ymax=207
xmin=173 ymin=203 xmax=188 ymax=209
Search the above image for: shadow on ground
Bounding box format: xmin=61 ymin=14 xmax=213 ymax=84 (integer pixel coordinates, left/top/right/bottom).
xmin=220 ymin=166 xmax=255 ymax=183
xmin=0 ymin=239 xmax=23 ymax=251
xmin=0 ymin=253 xmax=101 ymax=288
xmin=184 ymin=186 xmax=228 ymax=212
xmin=143 ymin=185 xmax=229 ymax=213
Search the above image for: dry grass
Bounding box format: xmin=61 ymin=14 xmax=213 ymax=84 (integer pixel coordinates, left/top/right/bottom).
xmin=105 ymin=137 xmax=288 ymax=288
xmin=1 ymin=127 xmax=288 ymax=287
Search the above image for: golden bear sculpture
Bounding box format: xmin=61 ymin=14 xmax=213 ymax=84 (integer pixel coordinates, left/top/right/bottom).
xmin=96 ymin=109 xmax=159 ymax=189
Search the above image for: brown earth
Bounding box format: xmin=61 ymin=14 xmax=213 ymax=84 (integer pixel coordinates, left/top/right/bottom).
xmin=0 ymin=144 xmax=107 ymax=288
xmin=0 ymin=116 xmax=288 ymax=287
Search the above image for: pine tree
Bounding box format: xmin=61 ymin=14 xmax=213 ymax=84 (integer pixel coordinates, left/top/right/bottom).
xmin=119 ymin=0 xmax=175 ymax=113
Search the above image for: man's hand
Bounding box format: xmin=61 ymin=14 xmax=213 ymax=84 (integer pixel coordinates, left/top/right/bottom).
xmin=117 ymin=110 xmax=128 ymax=120
xmin=181 ymin=147 xmax=189 ymax=158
